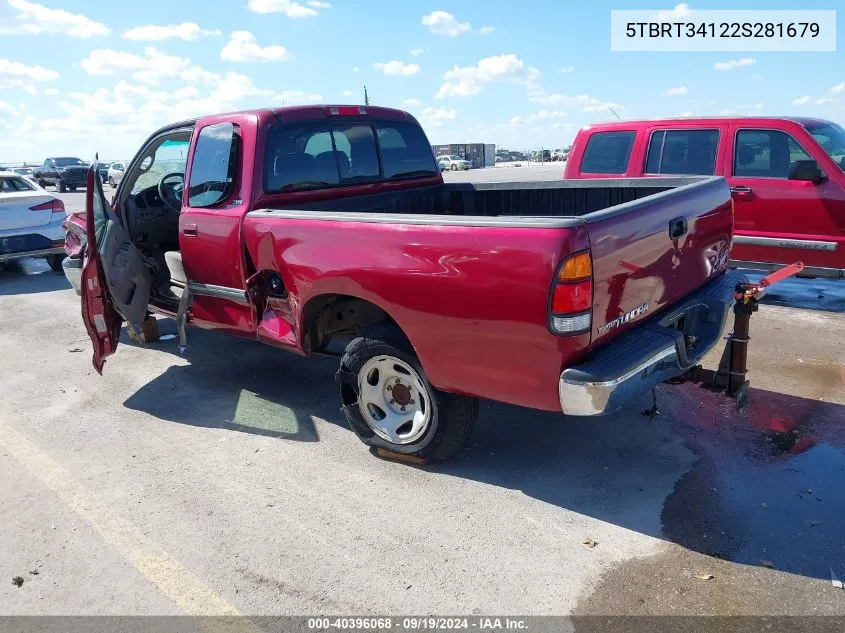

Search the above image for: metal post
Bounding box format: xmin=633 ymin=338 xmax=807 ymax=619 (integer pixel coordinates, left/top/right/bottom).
xmin=726 ymin=285 xmax=755 ymax=398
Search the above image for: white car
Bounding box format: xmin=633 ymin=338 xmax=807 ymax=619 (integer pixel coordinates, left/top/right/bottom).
xmin=107 ymin=161 xmax=126 ymax=188
xmin=437 ymin=155 xmax=471 ymax=171
xmin=0 ymin=171 xmax=67 ymax=271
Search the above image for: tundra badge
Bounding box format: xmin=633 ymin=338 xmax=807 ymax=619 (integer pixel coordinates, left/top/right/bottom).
xmin=598 ymin=302 xmax=649 ymax=335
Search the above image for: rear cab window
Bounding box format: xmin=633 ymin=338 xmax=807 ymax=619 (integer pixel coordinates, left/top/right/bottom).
xmin=580 ymin=131 xmax=636 ymax=174
xmin=264 ymin=119 xmax=438 ymax=193
xmin=645 ymin=129 xmax=720 ymax=175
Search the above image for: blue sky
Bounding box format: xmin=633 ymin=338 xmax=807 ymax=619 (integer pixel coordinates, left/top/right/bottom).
xmin=0 ymin=0 xmax=843 ymax=162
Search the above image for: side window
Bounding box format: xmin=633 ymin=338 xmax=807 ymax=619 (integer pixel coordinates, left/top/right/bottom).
xmin=734 ymin=129 xmax=812 ymax=179
xmin=129 ymin=136 xmax=191 ymax=195
xmin=580 ymin=131 xmax=636 ymax=174
xmin=0 ymin=176 xmax=37 ymax=192
xmin=188 ymin=122 xmax=239 ymax=207
xmin=645 ymin=129 xmax=720 ymax=175
xmin=375 ymin=121 xmax=438 ymax=179
xmin=331 ymin=124 xmax=379 ymax=182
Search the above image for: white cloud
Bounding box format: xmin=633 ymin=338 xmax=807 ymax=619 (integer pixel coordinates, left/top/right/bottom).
xmin=0 ymin=101 xmax=20 ymax=117
xmin=0 ymin=0 xmax=110 ymax=38
xmin=582 ymin=101 xmax=623 ymax=113
xmin=307 ymin=0 xmax=330 ymax=7
xmin=678 ymin=111 xmax=694 ymax=117
xmin=122 ymin=22 xmax=222 ymax=42
xmin=792 ymin=96 xmax=811 ymax=105
xmin=44 ymin=87 xmax=58 ymax=95
xmin=656 ymin=3 xmax=692 ymax=21
xmin=719 ymin=102 xmax=764 ymax=115
xmin=480 ymin=26 xmax=495 ymax=35
xmin=353 ymin=66 xmax=360 ymax=72
xmin=275 ymin=90 xmax=322 ymax=104
xmin=418 ymin=106 xmax=456 ymax=128
xmin=23 ymin=84 xmax=38 ymax=95
xmin=713 ymin=57 xmax=755 ymax=71
xmin=815 ymin=97 xmax=833 ymax=105
xmin=403 ymin=98 xmax=422 ymax=107
xmin=342 ymin=89 xmax=353 ymax=97
xmin=509 ymin=110 xmax=566 ymax=125
xmin=221 ymin=31 xmax=291 ymax=62
xmin=436 ymin=54 xmax=539 ymax=98
xmin=247 ymin=0 xmax=319 ymax=17
xmin=81 ymin=47 xmax=192 ymax=85
xmin=373 ymin=61 xmax=421 ymax=76
xmin=528 ymin=92 xmax=612 ymax=112
xmin=410 ymin=48 xmax=424 ymax=57
xmin=0 ymin=58 xmax=59 ymax=82
xmin=662 ymin=86 xmax=689 ymax=97
xmin=173 ymin=86 xmax=199 ymax=99
xmin=558 ymin=66 xmax=575 ymax=73
xmin=830 ymin=82 xmax=845 ymax=94
xmin=422 ymin=11 xmax=471 ymax=37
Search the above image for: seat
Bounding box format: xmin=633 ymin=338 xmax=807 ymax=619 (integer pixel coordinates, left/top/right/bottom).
xmin=164 ymin=251 xmax=186 ymax=286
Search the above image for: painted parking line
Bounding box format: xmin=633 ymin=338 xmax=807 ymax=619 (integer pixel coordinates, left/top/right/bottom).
xmin=0 ymin=420 xmax=263 ymax=631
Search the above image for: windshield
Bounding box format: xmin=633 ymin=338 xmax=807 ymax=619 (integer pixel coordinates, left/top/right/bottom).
xmin=55 ymin=157 xmax=86 ymax=167
xmin=805 ymin=122 xmax=845 ymax=171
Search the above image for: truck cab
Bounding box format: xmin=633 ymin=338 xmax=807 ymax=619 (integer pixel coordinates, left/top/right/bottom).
xmin=563 ymin=117 xmax=845 ymax=279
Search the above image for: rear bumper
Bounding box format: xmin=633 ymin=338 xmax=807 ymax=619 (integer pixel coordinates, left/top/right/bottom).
xmin=63 ymin=256 xmax=83 ymax=295
xmin=559 ymin=269 xmax=747 ymax=416
xmin=0 ymin=246 xmax=65 ymax=263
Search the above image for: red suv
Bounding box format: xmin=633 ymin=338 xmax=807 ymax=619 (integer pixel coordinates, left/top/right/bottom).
xmin=563 ymin=117 xmax=845 ymax=279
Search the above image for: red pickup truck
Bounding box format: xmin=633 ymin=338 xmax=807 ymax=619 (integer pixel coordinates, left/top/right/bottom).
xmin=67 ymin=105 xmax=743 ymax=461
xmin=563 ymin=116 xmax=845 ymax=279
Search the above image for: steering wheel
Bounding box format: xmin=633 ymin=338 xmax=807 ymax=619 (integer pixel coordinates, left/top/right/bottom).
xmin=158 ymin=172 xmax=185 ymax=214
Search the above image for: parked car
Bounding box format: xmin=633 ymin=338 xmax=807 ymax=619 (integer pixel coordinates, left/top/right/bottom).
xmin=552 ymin=147 xmax=571 ymax=162
xmin=12 ymin=167 xmax=35 ymax=177
xmin=34 ymin=157 xmax=88 ymax=192
xmin=437 ymin=155 xmax=471 ymax=171
xmin=97 ymin=162 xmax=109 ymax=184
xmin=0 ymin=171 xmax=67 ymax=270
xmin=107 ymin=161 xmax=126 ymax=188
xmin=563 ymin=116 xmax=845 ymax=279
xmin=69 ymin=104 xmax=741 ymax=461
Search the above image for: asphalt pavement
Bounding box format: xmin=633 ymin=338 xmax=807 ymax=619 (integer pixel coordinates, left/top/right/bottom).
xmin=3 ymin=168 xmax=845 ymax=624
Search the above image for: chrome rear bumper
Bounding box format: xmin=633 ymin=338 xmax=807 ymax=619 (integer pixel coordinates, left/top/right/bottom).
xmin=559 ymin=270 xmax=747 ymax=416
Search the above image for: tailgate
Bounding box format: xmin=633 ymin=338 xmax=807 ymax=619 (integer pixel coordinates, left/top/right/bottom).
xmin=585 ymin=177 xmax=733 ymax=347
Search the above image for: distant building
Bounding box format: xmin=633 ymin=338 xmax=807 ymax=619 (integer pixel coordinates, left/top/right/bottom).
xmin=431 ymin=143 xmax=496 ymax=169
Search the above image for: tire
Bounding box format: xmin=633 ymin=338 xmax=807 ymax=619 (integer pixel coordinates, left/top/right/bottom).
xmin=38 ymin=180 xmax=47 ymax=188
xmin=336 ymin=323 xmax=478 ymax=461
xmin=57 ymin=180 xmax=66 ymax=193
xmin=108 ymin=177 xmax=115 ymax=188
xmin=450 ymin=164 xmax=457 ymax=171
xmin=68 ymin=186 xmax=76 ymax=192
xmin=46 ymin=254 xmax=66 ymax=272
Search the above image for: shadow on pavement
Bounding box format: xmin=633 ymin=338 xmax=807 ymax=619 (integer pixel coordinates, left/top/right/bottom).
xmin=0 ymin=260 xmax=70 ymax=295
xmin=123 ymin=317 xmax=845 ymax=584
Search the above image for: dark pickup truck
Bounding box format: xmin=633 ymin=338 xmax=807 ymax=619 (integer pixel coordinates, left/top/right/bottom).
xmin=34 ymin=156 xmax=89 ymax=192
xmin=67 ymin=105 xmax=743 ymax=461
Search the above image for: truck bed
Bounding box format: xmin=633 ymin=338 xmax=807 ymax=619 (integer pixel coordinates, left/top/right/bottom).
xmin=243 ymin=176 xmax=734 ymax=410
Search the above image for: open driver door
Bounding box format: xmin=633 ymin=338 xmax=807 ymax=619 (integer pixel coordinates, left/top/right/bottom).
xmin=80 ymin=163 xmax=153 ymax=373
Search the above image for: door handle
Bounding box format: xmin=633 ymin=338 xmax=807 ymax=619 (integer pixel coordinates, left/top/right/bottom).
xmin=183 ymin=223 xmax=198 ymax=237
xmin=669 ymin=216 xmax=688 ymax=239
xmin=730 ymin=185 xmax=752 ymax=194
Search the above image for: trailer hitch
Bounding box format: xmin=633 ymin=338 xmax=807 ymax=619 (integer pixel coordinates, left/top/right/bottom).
xmin=665 ymin=262 xmax=805 ymax=406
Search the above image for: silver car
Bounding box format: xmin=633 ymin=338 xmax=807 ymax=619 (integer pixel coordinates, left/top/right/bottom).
xmin=437 ymin=155 xmax=471 ymax=171
xmin=107 ymin=161 xmax=127 ymax=188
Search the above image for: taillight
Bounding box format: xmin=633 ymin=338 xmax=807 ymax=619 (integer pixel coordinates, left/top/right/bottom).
xmin=549 ymin=251 xmax=593 ymax=335
xmin=324 ymin=106 xmax=367 ymax=116
xmin=30 ymin=198 xmax=65 ymax=219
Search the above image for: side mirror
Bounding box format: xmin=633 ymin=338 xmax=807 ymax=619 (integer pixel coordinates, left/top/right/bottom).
xmin=789 ymin=160 xmax=826 ymax=184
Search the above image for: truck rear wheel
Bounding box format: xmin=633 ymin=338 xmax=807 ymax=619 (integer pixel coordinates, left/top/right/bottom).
xmin=57 ymin=180 xmax=66 ymax=193
xmin=337 ymin=324 xmax=477 ymax=461
xmin=45 ymin=254 xmax=66 ymax=272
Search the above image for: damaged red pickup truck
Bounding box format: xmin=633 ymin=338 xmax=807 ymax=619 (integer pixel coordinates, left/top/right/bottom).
xmin=67 ymin=105 xmax=744 ymax=460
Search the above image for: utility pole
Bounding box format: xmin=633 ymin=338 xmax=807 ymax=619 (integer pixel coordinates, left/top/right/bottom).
xmin=363 ymin=85 xmax=370 ymax=106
